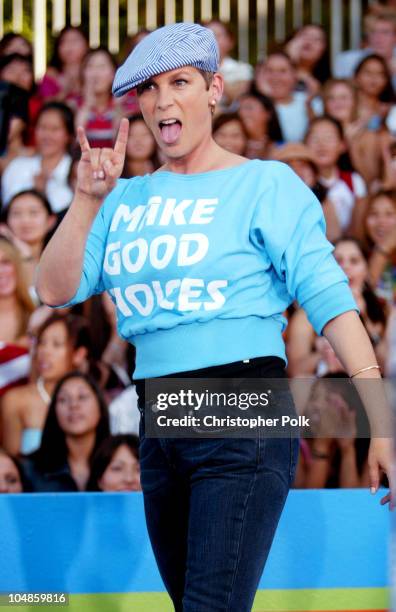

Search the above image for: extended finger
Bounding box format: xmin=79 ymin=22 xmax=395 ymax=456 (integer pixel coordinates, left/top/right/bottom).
xmin=114 ymin=117 xmax=129 ymax=157
xmin=77 ymin=126 xmax=91 ymax=155
xmin=90 ymin=149 xmax=101 ymax=178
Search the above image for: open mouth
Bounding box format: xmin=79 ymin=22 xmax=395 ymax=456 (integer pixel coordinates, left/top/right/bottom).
xmin=158 ymin=118 xmax=182 ymax=145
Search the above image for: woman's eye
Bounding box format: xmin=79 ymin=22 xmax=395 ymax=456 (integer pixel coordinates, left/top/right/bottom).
xmin=175 ymin=79 xmax=187 ymax=86
xmin=78 ymin=394 xmax=91 ymax=401
xmin=137 ymin=82 xmax=155 ymax=95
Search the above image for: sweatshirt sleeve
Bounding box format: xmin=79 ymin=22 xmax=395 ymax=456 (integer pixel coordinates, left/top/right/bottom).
xmin=56 ymin=179 xmax=128 ymax=308
xmin=251 ymin=162 xmax=358 ymax=335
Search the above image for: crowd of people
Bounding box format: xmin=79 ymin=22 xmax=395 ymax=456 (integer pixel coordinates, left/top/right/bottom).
xmin=0 ymin=2 xmax=396 ymax=494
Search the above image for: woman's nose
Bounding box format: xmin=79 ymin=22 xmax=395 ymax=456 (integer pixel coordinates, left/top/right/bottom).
xmin=156 ymin=87 xmax=174 ymax=111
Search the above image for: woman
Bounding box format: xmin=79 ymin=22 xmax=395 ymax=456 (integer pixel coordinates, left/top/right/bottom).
xmin=86 ymin=433 xmax=141 ymax=491
xmin=1 ymin=102 xmax=75 ymax=213
xmin=287 ymin=238 xmax=387 ymax=376
xmin=237 ymin=91 xmax=283 ymax=158
xmin=305 ymin=115 xmax=368 ymax=236
xmin=122 ymin=113 xmax=159 ymax=177
xmin=38 ymin=26 xmax=88 ymax=103
xmin=365 ymin=190 xmax=396 ymax=304
xmin=212 ymin=112 xmax=248 ymax=156
xmin=0 ymin=52 xmax=42 ymax=148
xmin=354 ymin=54 xmax=395 ymax=128
xmin=296 ymin=374 xmax=371 ymax=489
xmin=0 ymin=33 xmax=32 ymax=58
xmin=21 ymin=372 xmax=109 ymax=492
xmin=75 ymin=48 xmax=121 ymax=149
xmin=36 ymin=23 xmax=393 ymax=612
xmin=1 ymin=313 xmax=91 ymax=456
xmin=0 ymin=238 xmax=34 ymax=399
xmin=322 ymin=78 xmax=383 ymax=187
xmin=2 ymin=190 xmax=55 ymax=294
xmin=0 ymin=449 xmax=25 ymax=493
xmin=254 ymin=51 xmax=311 ymax=142
xmin=0 ymin=237 xmax=34 ymax=346
xmin=285 ymin=23 xmax=331 ymax=90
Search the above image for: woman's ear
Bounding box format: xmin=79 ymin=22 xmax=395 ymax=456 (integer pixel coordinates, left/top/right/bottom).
xmin=210 ymin=72 xmax=224 ymax=105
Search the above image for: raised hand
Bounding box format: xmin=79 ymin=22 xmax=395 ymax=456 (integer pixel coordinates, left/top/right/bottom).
xmin=75 ymin=117 xmax=129 ymax=202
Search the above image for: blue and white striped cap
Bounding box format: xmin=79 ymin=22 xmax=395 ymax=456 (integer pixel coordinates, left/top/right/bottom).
xmin=112 ymin=22 xmax=219 ymax=97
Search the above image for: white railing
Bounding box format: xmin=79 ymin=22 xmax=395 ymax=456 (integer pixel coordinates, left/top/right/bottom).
xmin=2 ymin=0 xmax=373 ymax=79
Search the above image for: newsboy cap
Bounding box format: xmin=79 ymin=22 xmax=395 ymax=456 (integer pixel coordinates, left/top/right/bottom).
xmin=112 ymin=22 xmax=219 ymax=97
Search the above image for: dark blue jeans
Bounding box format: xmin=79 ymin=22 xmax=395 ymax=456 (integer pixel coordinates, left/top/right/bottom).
xmin=136 ymin=358 xmax=299 ymax=612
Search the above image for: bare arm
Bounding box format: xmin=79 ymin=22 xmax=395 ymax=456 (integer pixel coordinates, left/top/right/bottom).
xmin=1 ymin=392 xmax=24 ymax=456
xmin=323 ymin=310 xmax=395 ymax=507
xmin=36 ymin=118 xmax=129 ymax=306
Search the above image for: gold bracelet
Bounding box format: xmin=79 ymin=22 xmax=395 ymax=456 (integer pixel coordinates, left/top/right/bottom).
xmin=350 ymin=365 xmax=381 ymax=378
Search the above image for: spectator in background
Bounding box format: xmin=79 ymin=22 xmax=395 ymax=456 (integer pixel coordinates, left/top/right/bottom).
xmin=1 ymin=314 xmax=91 ymax=456
xmin=0 ymin=32 xmax=32 ymax=58
xmin=1 ymin=102 xmax=75 ymax=214
xmin=75 ymin=47 xmax=121 ymax=149
xmin=122 ymin=113 xmax=159 ymax=177
xmin=38 ymin=26 xmax=88 ymax=104
xmin=204 ymin=20 xmax=253 ymax=109
xmin=322 ymin=78 xmax=383 ymax=188
xmin=0 ymin=449 xmax=25 ymax=492
xmin=296 ymin=375 xmax=370 ymax=489
xmin=305 ymin=116 xmax=367 ymax=236
xmin=0 ymin=240 xmax=33 ymax=400
xmin=365 ymin=190 xmax=396 ymax=304
xmin=0 ymin=237 xmax=34 ymax=346
xmin=354 ymin=54 xmax=395 ymax=126
xmin=334 ymin=238 xmax=387 ymax=357
xmin=212 ymin=112 xmax=248 ymax=156
xmin=86 ymin=434 xmax=141 ymax=492
xmin=1 ymin=190 xmax=55 ymax=296
xmin=0 ymin=53 xmax=42 ymax=148
xmin=21 ymin=372 xmax=110 ymax=492
xmin=287 ymin=238 xmax=387 ymax=376
xmin=254 ymin=51 xmax=311 ymax=142
xmin=0 ymin=53 xmax=34 ymax=93
xmin=334 ymin=11 xmax=396 ymax=86
xmin=273 ymin=142 xmax=341 ymax=242
xmin=285 ymin=24 xmax=331 ymax=93
xmin=0 ymin=79 xmax=34 ymax=175
xmin=237 ymin=91 xmax=283 ymax=158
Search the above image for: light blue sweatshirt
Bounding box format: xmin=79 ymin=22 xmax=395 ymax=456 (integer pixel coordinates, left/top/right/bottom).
xmin=63 ymin=160 xmax=357 ymax=378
